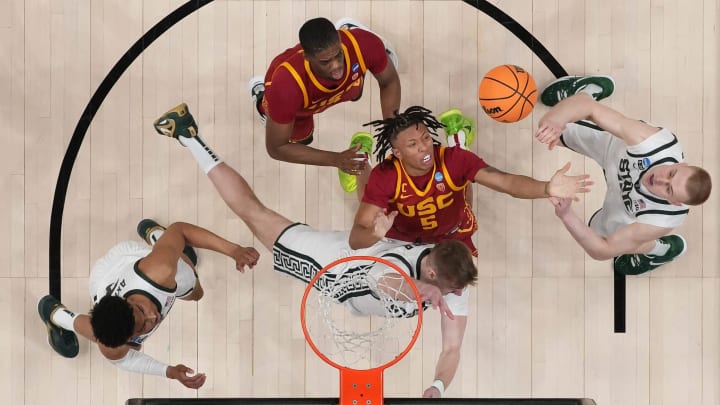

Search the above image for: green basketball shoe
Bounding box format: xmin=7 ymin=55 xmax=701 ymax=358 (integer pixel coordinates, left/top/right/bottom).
xmin=338 ymin=132 xmax=374 ymax=193
xmin=38 ymin=295 xmax=79 ymax=358
xmin=613 ymin=235 xmax=687 ymax=275
xmin=540 ymin=75 xmax=615 ymax=106
xmin=153 ymin=102 xmax=199 ymax=143
xmin=137 ymin=219 xmax=198 ymax=266
xmin=438 ymin=109 xmax=476 ymax=149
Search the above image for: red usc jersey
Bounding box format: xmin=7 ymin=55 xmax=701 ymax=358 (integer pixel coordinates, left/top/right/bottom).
xmin=262 ymin=28 xmax=387 ymax=124
xmin=363 ymin=146 xmax=488 ymax=255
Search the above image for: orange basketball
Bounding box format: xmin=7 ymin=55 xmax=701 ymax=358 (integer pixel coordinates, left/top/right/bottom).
xmin=478 ymin=64 xmax=537 ymax=123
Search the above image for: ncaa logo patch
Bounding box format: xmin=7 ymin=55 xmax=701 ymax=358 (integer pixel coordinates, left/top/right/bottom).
xmin=434 ymin=172 xmax=444 ymax=182
xmin=352 ymin=62 xmax=360 ymax=72
xmin=634 ymin=157 xmax=651 ymax=170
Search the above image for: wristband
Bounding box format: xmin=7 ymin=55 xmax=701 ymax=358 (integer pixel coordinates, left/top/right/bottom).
xmin=431 ymin=379 xmax=445 ymax=397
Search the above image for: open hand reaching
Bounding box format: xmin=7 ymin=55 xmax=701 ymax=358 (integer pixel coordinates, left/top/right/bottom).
xmin=546 ymin=162 xmax=594 ymax=201
xmin=372 ymin=209 xmax=399 ymax=239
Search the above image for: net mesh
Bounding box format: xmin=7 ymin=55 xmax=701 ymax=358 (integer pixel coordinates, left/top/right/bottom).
xmin=303 ymin=259 xmax=421 ymax=370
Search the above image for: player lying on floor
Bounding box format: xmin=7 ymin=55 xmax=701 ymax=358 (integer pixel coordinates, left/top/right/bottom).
xmin=154 ymin=103 xmax=475 ymax=397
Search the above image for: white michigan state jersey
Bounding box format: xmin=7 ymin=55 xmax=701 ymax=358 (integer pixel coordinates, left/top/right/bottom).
xmin=350 ymin=240 xmax=469 ymax=317
xmin=589 ymin=126 xmax=689 ymax=236
xmin=89 ymin=241 xmax=197 ymax=345
xmin=273 ymin=224 xmax=469 ymax=318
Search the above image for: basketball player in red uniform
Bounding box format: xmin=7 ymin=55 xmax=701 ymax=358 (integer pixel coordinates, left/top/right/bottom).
xmin=248 ymin=17 xmax=400 ymax=189
xmin=349 ymin=106 xmax=594 ymax=257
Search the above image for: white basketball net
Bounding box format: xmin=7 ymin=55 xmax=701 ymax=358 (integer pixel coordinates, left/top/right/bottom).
xmin=303 ymin=262 xmax=421 ymax=370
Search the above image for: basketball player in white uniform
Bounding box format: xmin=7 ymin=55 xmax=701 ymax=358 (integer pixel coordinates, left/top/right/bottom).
xmin=535 ymin=75 xmax=712 ymax=274
xmin=151 ymin=103 xmax=477 ymax=398
xmin=273 ymin=224 xmax=470 ymax=319
xmin=38 ymin=221 xmax=260 ymax=389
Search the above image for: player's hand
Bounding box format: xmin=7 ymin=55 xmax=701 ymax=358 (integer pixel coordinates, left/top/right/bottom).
xmin=549 ymin=196 xmax=573 ymax=219
xmin=372 ymin=210 xmax=398 ymax=239
xmin=167 ymin=364 xmax=206 ymax=389
xmin=336 ymin=144 xmax=369 ymax=175
xmin=232 ymin=246 xmax=260 ymax=272
xmin=546 ymin=162 xmax=593 ymax=201
xmin=423 ymin=386 xmax=442 ymax=398
xmin=418 ymin=284 xmax=455 ymax=320
xmin=535 ymin=116 xmax=567 ymax=150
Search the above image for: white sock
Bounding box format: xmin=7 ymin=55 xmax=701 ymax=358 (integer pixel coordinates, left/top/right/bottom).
xmin=180 ymin=135 xmax=222 ymax=174
xmin=51 ymin=307 xmax=78 ymax=332
xmin=579 ymin=83 xmax=602 ymax=97
xmin=647 ymin=239 xmax=670 ymax=256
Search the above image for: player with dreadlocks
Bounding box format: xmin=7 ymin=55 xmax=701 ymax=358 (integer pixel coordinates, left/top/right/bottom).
xmin=348 ymin=105 xmax=594 ymax=256
xmin=369 ymin=106 xmax=444 ymax=162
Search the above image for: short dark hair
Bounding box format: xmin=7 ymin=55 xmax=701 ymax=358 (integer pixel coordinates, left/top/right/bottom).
xmin=90 ymin=295 xmax=134 ymax=348
xmin=429 ymin=240 xmax=478 ymax=288
xmin=363 ymin=106 xmax=443 ymax=162
xmin=298 ymin=17 xmax=339 ymax=55
xmin=685 ymin=166 xmax=712 ymax=205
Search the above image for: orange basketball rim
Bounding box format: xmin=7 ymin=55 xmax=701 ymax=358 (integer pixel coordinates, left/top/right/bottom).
xmin=300 ymin=255 xmax=424 ymax=405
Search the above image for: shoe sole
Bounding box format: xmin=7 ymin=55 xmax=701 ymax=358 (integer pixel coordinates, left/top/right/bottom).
xmin=574 ymin=75 xmax=615 ymax=87
xmin=575 ymin=75 xmax=615 ymax=100
xmin=349 ymin=132 xmax=374 ymax=155
xmin=47 ymin=327 xmax=79 ymax=358
xmin=137 ymin=219 xmax=165 ymax=245
xmin=38 ymin=295 xmax=56 ymax=323
xmin=38 ymin=295 xmax=79 ymax=358
xmin=153 ymin=103 xmax=198 ymax=140
xmin=438 ymin=109 xmax=476 ymax=148
xmin=136 ymin=219 xmax=198 ymax=265
xmin=338 ymin=172 xmax=357 ymax=193
xmin=643 ymin=235 xmax=688 ymax=270
xmin=248 ymin=75 xmax=264 ymax=96
xmin=334 ymin=17 xmax=399 ymax=70
xmin=339 ymin=132 xmax=373 ymax=193
xmin=334 ymin=17 xmax=369 ymax=31
xmin=614 ymin=234 xmax=689 ymax=275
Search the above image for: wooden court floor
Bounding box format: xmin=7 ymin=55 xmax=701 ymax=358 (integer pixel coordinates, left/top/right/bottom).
xmin=1 ymin=0 xmax=718 ymax=404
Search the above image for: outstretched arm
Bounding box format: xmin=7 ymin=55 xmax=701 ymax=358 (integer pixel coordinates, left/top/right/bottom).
xmin=349 ymin=202 xmax=398 ymax=249
xmin=535 ymin=93 xmax=661 ymax=149
xmin=99 ymin=343 xmax=206 ymax=389
xmin=140 ymin=222 xmax=259 ymax=287
xmin=549 ymin=197 xmax=671 ymax=259
xmin=423 ymin=315 xmax=467 ymax=398
xmin=474 ymin=163 xmax=592 ymax=200
xmin=265 ymin=118 xmax=368 ymax=175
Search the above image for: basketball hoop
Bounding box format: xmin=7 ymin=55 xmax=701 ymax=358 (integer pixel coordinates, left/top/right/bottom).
xmin=300 ymin=255 xmax=423 ymax=405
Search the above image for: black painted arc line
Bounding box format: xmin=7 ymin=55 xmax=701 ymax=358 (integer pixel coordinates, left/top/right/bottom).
xmin=48 ymin=0 xmax=215 ymax=300
xmin=462 ymin=0 xmax=626 ymax=333
xmin=462 ymin=0 xmax=569 ymax=78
